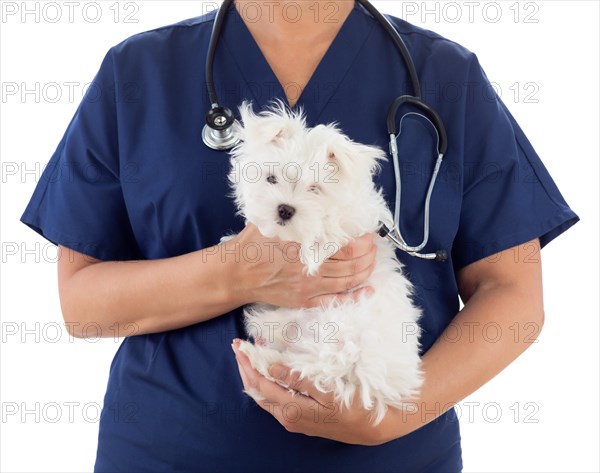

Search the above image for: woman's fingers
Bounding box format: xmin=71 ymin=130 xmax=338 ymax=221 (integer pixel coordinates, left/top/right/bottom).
xmin=328 ymin=233 xmax=375 ymax=261
xmin=232 ymin=340 xmax=329 ymax=424
xmin=302 ymin=258 xmax=376 ymax=308
xmin=307 ymin=285 xmax=374 ymax=308
xmin=232 ymin=340 xmax=335 ymax=408
xmin=268 ymin=364 xmax=335 ymax=407
xmin=232 ymin=341 xmax=255 ymax=391
xmin=235 ymin=225 xmax=378 ymax=309
xmin=232 ymin=340 xmax=283 ymax=401
xmin=318 ymin=261 xmax=376 ymax=295
xmin=318 ymin=244 xmax=377 ymax=278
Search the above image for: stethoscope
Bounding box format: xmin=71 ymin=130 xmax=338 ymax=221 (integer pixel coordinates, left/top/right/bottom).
xmin=203 ymin=0 xmax=448 ymax=262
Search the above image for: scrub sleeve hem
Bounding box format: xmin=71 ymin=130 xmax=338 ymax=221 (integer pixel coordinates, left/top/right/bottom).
xmin=452 ymin=208 xmax=579 ymax=271
xmin=20 ymin=211 xmax=132 ymax=262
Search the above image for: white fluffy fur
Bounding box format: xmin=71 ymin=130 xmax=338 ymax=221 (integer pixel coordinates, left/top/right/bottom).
xmin=227 ymin=99 xmax=423 ymax=425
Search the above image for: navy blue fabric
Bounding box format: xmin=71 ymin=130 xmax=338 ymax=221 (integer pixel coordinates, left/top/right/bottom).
xmin=21 ymin=2 xmax=578 ymax=471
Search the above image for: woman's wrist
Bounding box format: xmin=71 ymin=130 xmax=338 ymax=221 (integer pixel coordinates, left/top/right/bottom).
xmin=219 ymin=236 xmax=254 ymax=308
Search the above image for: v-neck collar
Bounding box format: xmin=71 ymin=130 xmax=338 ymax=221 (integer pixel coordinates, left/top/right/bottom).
xmin=220 ymin=0 xmax=374 ymax=125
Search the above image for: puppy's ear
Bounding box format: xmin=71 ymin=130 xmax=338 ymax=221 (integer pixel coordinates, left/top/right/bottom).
xmin=236 ymin=100 xmax=261 ymax=143
xmin=237 ymin=99 xmax=307 ymax=146
xmin=262 ymin=99 xmax=307 ymax=145
xmin=326 ymin=136 xmax=385 ymax=178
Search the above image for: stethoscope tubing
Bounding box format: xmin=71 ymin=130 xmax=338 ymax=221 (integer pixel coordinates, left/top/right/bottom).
xmin=203 ymin=0 xmax=449 ymax=262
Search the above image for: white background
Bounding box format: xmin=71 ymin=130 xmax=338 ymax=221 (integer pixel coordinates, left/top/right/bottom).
xmin=1 ymin=1 xmax=598 ymax=472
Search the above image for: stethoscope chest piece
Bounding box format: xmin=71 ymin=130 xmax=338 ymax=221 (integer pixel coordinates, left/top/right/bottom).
xmin=202 ymin=0 xmax=449 ymax=261
xmin=202 ymin=106 xmax=241 ymax=150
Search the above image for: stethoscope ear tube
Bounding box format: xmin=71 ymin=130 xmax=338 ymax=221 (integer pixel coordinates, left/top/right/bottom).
xmin=387 ymin=95 xmax=448 ymax=156
xmin=356 ymin=0 xmax=421 ymax=98
xmin=202 ymin=0 xmax=449 ymax=262
xmin=203 ymin=0 xmax=241 ymax=150
xmin=205 ymin=0 xmax=233 ymax=107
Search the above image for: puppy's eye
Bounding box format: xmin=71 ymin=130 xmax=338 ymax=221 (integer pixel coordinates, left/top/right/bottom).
xmin=266 ymin=175 xmax=278 ymax=184
xmin=308 ymin=185 xmax=320 ymax=194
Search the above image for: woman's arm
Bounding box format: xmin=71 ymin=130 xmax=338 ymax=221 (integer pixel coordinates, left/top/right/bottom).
xmin=58 ymin=224 xmax=377 ymax=339
xmin=231 ymin=238 xmax=545 ymax=445
xmin=393 ymin=237 xmax=544 ymax=437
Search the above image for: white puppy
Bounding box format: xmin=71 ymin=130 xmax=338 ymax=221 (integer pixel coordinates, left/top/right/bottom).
xmin=228 ymin=100 xmax=422 ymax=425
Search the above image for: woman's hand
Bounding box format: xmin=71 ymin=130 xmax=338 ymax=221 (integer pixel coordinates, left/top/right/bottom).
xmin=231 ymin=339 xmax=412 ymax=446
xmin=230 ymin=224 xmax=377 ymax=308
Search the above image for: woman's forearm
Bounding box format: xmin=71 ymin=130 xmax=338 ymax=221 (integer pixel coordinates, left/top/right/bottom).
xmin=227 ymin=241 xmax=545 ymax=447
xmin=415 ymin=283 xmax=542 ymax=423
xmin=383 ymin=245 xmax=545 ymax=439
xmin=59 ymin=241 xmax=244 ymax=338
xmin=58 ymin=225 xmax=378 ymax=339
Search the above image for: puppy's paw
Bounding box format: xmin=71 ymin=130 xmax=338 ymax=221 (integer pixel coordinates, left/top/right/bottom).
xmin=237 ymin=339 xmax=255 ymax=359
xmin=237 ymin=340 xmax=267 ymax=376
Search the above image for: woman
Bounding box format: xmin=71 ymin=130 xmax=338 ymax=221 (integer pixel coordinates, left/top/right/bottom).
xmin=20 ymin=0 xmax=578 ymax=471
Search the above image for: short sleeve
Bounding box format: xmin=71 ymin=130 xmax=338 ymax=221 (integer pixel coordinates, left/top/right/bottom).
xmin=451 ymin=54 xmax=579 ymax=270
xmin=20 ymin=48 xmax=142 ymax=261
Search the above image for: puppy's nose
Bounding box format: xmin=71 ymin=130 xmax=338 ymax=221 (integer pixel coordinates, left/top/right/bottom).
xmin=278 ymin=204 xmax=296 ymax=221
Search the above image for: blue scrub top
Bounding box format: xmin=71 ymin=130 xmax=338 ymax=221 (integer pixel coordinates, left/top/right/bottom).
xmin=21 ymin=2 xmax=578 ymax=472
